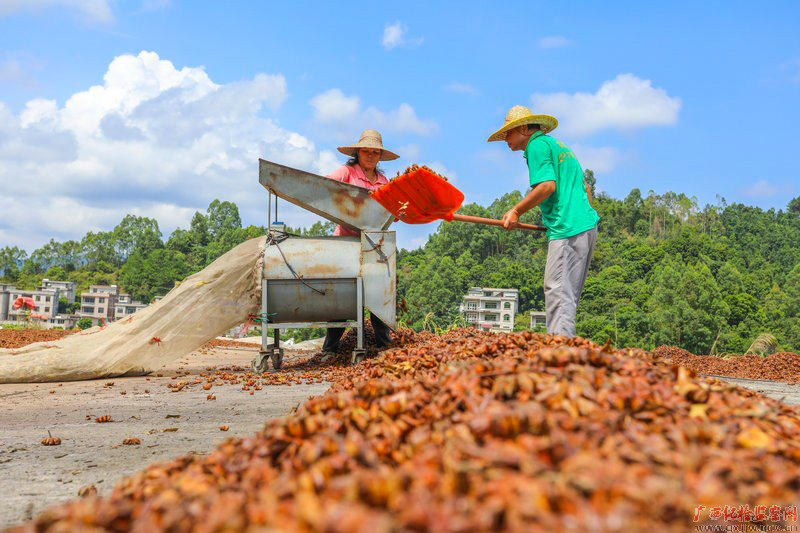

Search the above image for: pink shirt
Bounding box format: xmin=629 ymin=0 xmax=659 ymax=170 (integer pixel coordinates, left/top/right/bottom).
xmin=327 ymin=164 xmax=389 ymax=236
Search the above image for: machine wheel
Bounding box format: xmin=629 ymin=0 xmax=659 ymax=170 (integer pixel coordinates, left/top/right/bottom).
xmin=351 ymin=350 xmax=367 ymax=365
xmin=253 ymin=352 xmax=270 ymax=373
xmin=270 ymin=349 xmax=284 ymax=371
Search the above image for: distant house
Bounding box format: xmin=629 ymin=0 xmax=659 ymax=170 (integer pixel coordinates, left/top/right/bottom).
xmin=40 ymin=279 xmax=77 ymax=304
xmin=114 ymin=293 xmax=149 ymax=320
xmin=0 ymin=279 xmax=160 ymax=329
xmin=0 ymin=282 xmax=76 ymax=329
xmin=530 ymin=311 xmax=546 ymax=330
xmin=0 ymin=283 xmax=14 ymax=322
xmin=459 ymin=287 xmax=519 ymax=333
xmin=77 ymin=285 xmax=120 ymax=327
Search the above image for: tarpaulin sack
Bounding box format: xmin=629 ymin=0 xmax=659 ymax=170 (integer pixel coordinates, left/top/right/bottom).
xmin=0 ymin=237 xmax=266 ymax=383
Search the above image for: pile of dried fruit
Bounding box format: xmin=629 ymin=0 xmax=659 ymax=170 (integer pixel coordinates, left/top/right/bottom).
xmin=394 ymin=163 xmax=448 ymax=181
xmin=0 ymin=328 xmax=73 ymax=349
xmin=653 ymin=345 xmax=800 ymax=384
xmin=11 ymin=331 xmax=800 ymax=532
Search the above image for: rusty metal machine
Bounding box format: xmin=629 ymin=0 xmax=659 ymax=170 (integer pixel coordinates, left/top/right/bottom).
xmin=252 ymin=160 xmax=396 ymax=371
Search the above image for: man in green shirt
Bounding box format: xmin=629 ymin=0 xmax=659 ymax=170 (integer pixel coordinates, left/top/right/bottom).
xmin=488 ymin=105 xmax=599 ymax=337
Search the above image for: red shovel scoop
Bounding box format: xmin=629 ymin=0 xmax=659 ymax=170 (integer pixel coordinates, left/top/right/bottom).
xmin=371 ymin=166 xmax=546 ymax=232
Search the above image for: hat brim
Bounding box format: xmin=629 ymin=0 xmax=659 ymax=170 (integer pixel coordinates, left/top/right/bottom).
xmin=487 ymin=114 xmax=558 ymax=142
xmin=337 ymin=146 xmax=400 ymax=161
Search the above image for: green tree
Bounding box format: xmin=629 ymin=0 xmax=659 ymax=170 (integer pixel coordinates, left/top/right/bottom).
xmin=113 ymin=215 xmax=163 ymax=261
xmin=207 ymin=199 xmax=242 ymax=240
xmin=81 ymin=231 xmax=116 ymax=266
xmin=584 ymin=169 xmax=596 ymax=198
xmin=119 ymin=249 xmax=191 ymax=303
xmin=0 ymin=246 xmax=27 ymax=281
xmin=303 ymin=221 xmax=336 ymax=236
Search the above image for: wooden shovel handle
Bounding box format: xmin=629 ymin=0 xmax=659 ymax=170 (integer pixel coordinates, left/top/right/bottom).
xmin=450 ymin=213 xmax=546 ymax=232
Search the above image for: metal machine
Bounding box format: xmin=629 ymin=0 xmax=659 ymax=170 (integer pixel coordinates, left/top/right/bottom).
xmin=252 ymin=159 xmax=397 ymax=371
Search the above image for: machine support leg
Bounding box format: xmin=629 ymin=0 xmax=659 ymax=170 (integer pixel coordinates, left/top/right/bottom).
xmin=352 ymin=277 xmax=366 ymax=364
xmin=261 ymin=279 xmax=269 ymax=352
xmin=271 ymin=327 xmax=283 ymax=370
xmin=253 ymin=279 xmax=270 ymax=373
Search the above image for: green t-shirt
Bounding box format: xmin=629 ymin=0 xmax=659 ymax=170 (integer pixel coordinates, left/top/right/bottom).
xmin=524 ymin=132 xmax=599 ymax=240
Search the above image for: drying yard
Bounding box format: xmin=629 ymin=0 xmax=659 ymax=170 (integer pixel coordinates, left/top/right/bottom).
xmin=2 ymin=328 xmax=800 ymax=532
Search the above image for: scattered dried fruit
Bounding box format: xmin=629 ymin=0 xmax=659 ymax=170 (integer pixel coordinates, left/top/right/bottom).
xmin=95 ymin=415 xmax=111 ymax=423
xmin=40 ymin=431 xmax=61 ymax=446
xmin=77 ymin=485 xmax=97 ymax=497
xmin=122 ymin=437 xmax=141 ymax=445
xmin=219 ymin=425 xmax=229 ymax=431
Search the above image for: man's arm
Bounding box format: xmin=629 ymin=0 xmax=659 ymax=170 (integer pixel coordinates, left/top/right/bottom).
xmin=502 ymin=181 xmax=556 ymax=230
xmin=585 ymin=180 xmax=593 ymax=206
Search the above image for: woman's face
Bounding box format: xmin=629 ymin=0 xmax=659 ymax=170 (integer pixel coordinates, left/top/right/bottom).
xmin=357 ymin=148 xmax=382 ymax=171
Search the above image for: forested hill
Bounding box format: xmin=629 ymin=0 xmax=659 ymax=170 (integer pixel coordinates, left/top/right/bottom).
xmin=3 ymin=187 xmax=799 ymax=354
xmin=398 ymin=185 xmax=800 ymax=354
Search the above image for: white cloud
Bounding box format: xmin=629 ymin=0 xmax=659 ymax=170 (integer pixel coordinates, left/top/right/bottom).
xmin=309 ymin=88 xmax=438 ymax=139
xmin=0 ymin=0 xmax=114 ymax=24
xmin=397 ymin=144 xmax=420 ymax=160
xmin=365 ymin=103 xmax=437 ymax=136
xmin=313 ymin=150 xmax=342 ymax=176
xmin=309 ymin=88 xmax=360 ymax=123
xmin=443 ymin=83 xmax=480 ymax=95
xmin=382 ymin=21 xmax=424 ymax=50
xmin=532 ymin=74 xmax=681 ymax=136
xmin=569 ymin=144 xmax=622 ymax=173
xmin=0 ymin=50 xmax=324 ymax=251
xmin=742 ymin=179 xmax=795 ymax=198
xmin=425 ymin=161 xmax=457 ymax=182
xmin=538 ymin=36 xmax=572 ymax=49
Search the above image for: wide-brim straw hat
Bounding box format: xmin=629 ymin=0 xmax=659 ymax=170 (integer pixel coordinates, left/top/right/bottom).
xmin=487 ymin=105 xmax=558 ymax=142
xmin=337 ymin=129 xmax=399 ymax=161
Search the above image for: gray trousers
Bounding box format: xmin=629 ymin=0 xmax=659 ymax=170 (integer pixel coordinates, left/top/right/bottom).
xmin=544 ymin=227 xmax=597 ymax=337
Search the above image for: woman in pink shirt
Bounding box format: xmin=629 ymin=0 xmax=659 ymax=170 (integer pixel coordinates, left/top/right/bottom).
xmin=327 ymin=129 xmax=399 ymax=236
xmin=322 ymin=129 xmax=399 ymax=354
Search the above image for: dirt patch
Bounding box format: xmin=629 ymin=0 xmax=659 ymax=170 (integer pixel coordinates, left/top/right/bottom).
xmin=0 ymin=329 xmax=74 ymax=349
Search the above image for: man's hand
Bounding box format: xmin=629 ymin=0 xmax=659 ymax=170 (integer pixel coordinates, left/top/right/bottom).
xmin=502 ymin=208 xmax=520 ymax=230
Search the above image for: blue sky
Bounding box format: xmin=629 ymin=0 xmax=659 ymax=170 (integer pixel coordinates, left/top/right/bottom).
xmin=1 ymin=0 xmax=798 ymax=252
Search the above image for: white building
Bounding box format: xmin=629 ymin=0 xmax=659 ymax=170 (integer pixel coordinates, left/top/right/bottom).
xmin=530 ymin=311 xmax=546 ymax=330
xmin=115 ymin=293 xmax=149 ymax=320
xmin=0 ymin=283 xmax=76 ymax=329
xmin=40 ymin=279 xmax=77 ymax=304
xmin=459 ymin=287 xmax=519 ymax=332
xmin=77 ymin=285 xmax=120 ymax=327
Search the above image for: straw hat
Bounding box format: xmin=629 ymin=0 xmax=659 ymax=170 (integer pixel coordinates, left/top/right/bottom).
xmin=487 ymin=105 xmax=558 ymax=142
xmin=337 ymin=129 xmax=399 ymax=161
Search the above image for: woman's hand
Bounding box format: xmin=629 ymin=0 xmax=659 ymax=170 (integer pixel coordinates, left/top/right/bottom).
xmin=502 ymin=208 xmax=519 ymax=230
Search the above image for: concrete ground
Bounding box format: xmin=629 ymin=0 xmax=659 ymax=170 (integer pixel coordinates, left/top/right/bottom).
xmin=0 ymin=341 xmax=329 ymax=529
xmin=711 ymin=375 xmax=800 ymax=406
